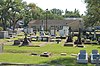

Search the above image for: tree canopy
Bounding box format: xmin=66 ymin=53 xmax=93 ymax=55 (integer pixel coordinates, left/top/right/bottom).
xmin=84 ymin=0 xmax=100 ymax=27
xmin=0 ymin=0 xmax=82 ymax=30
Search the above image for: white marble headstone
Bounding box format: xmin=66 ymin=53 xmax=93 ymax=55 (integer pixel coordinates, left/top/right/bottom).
xmin=50 ymin=30 xmax=55 ymax=36
xmin=59 ymin=30 xmax=64 ymax=37
xmin=59 ymin=26 xmax=69 ymax=36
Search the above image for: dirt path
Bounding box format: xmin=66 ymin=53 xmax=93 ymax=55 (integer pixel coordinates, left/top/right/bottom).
xmin=39 ymin=42 xmax=48 ymax=46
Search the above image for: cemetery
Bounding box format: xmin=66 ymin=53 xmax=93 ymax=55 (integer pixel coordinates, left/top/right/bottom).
xmin=0 ymin=24 xmax=100 ymax=66
xmin=0 ymin=0 xmax=100 ymax=66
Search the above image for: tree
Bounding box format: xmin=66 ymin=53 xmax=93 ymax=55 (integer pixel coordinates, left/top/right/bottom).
xmin=0 ymin=0 xmax=24 ymax=30
xmin=0 ymin=0 xmax=12 ymax=30
xmin=49 ymin=8 xmax=64 ymax=19
xmin=64 ymin=9 xmax=81 ymax=18
xmin=9 ymin=0 xmax=24 ymax=31
xmin=84 ymin=0 xmax=100 ymax=27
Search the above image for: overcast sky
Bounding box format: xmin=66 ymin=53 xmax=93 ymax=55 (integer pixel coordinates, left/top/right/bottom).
xmin=23 ymin=0 xmax=87 ymax=15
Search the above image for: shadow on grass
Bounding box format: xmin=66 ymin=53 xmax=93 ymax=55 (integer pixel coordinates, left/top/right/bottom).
xmin=42 ymin=57 xmax=89 ymax=66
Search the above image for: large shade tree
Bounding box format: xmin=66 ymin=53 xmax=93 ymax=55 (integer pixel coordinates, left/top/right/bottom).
xmin=0 ymin=0 xmax=24 ymax=30
xmin=84 ymin=0 xmax=100 ymax=27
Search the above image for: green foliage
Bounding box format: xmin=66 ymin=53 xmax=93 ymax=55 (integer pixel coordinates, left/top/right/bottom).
xmin=0 ymin=0 xmax=82 ymax=30
xmin=84 ymin=0 xmax=100 ymax=27
xmin=64 ymin=9 xmax=81 ymax=18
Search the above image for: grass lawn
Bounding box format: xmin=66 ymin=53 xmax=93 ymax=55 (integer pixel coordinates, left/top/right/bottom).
xmin=0 ymin=41 xmax=100 ymax=66
xmin=0 ymin=34 xmax=100 ymax=66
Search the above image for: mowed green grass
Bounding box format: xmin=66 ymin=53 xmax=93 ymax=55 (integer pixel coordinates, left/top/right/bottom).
xmin=0 ymin=40 xmax=100 ymax=66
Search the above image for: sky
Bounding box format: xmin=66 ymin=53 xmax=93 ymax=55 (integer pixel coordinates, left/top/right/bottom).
xmin=23 ymin=0 xmax=87 ymax=15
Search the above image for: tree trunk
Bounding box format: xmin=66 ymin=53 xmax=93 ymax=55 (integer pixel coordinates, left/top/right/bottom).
xmin=1 ymin=18 xmax=6 ymax=31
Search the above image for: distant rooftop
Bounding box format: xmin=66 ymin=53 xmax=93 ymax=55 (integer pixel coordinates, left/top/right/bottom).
xmin=64 ymin=18 xmax=83 ymax=20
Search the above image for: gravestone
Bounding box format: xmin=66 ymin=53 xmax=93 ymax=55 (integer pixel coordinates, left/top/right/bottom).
xmin=63 ymin=26 xmax=69 ymax=36
xmin=84 ymin=39 xmax=91 ymax=44
xmin=40 ymin=24 xmax=45 ymax=36
xmin=88 ymin=32 xmax=93 ymax=40
xmin=21 ymin=33 xmax=30 ymax=46
xmin=93 ymin=28 xmax=96 ymax=40
xmin=24 ymin=28 xmax=33 ymax=34
xmin=0 ymin=31 xmax=8 ymax=38
xmin=21 ymin=37 xmax=29 ymax=46
xmin=59 ymin=26 xmax=69 ymax=37
xmin=50 ymin=26 xmax=56 ymax=36
xmin=40 ymin=31 xmax=45 ymax=37
xmin=59 ymin=30 xmax=65 ymax=37
xmin=64 ymin=42 xmax=74 ymax=47
xmin=74 ymin=28 xmax=83 ymax=47
xmin=82 ymin=30 xmax=87 ymax=39
xmin=66 ymin=27 xmax=73 ymax=42
xmin=56 ymin=39 xmax=61 ymax=44
xmin=96 ymin=57 xmax=99 ymax=66
xmin=13 ymin=40 xmax=20 ymax=46
xmin=98 ymin=38 xmax=100 ymax=44
xmin=0 ymin=44 xmax=3 ymax=53
xmin=40 ymin=52 xmax=51 ymax=57
xmin=64 ymin=27 xmax=73 ymax=46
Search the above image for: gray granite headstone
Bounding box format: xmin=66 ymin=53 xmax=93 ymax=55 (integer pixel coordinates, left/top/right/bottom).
xmin=98 ymin=38 xmax=100 ymax=44
xmin=13 ymin=40 xmax=20 ymax=46
xmin=96 ymin=57 xmax=99 ymax=66
xmin=0 ymin=31 xmax=8 ymax=38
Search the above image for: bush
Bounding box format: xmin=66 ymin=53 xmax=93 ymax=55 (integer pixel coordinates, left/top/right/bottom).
xmin=0 ymin=27 xmax=3 ymax=31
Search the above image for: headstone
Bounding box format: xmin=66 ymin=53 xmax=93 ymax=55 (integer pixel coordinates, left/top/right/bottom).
xmin=61 ymin=53 xmax=66 ymax=56
xmin=96 ymin=57 xmax=99 ymax=66
xmin=66 ymin=27 xmax=73 ymax=42
xmin=21 ymin=37 xmax=29 ymax=46
xmin=40 ymin=36 xmax=49 ymax=42
xmin=64 ymin=42 xmax=73 ymax=46
xmin=0 ymin=31 xmax=8 ymax=38
xmin=87 ymin=27 xmax=92 ymax=32
xmin=13 ymin=40 xmax=20 ymax=46
xmin=88 ymin=32 xmax=93 ymax=40
xmin=98 ymin=38 xmax=100 ymax=44
xmin=40 ymin=52 xmax=51 ymax=57
xmin=40 ymin=31 xmax=45 ymax=37
xmin=21 ymin=33 xmax=30 ymax=46
xmin=24 ymin=28 xmax=33 ymax=34
xmin=77 ymin=28 xmax=82 ymax=44
xmin=50 ymin=29 xmax=56 ymax=36
xmin=56 ymin=39 xmax=61 ymax=44
xmin=59 ymin=30 xmax=64 ymax=37
xmin=31 ymin=53 xmax=38 ymax=55
xmin=81 ymin=38 xmax=85 ymax=43
xmin=50 ymin=26 xmax=56 ymax=36
xmin=93 ymin=29 xmax=96 ymax=40
xmin=59 ymin=26 xmax=69 ymax=37
xmin=84 ymin=39 xmax=91 ymax=44
xmin=74 ymin=28 xmax=83 ymax=47
xmin=40 ymin=23 xmax=45 ymax=36
xmin=63 ymin=26 xmax=69 ymax=36
xmin=82 ymin=30 xmax=87 ymax=39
